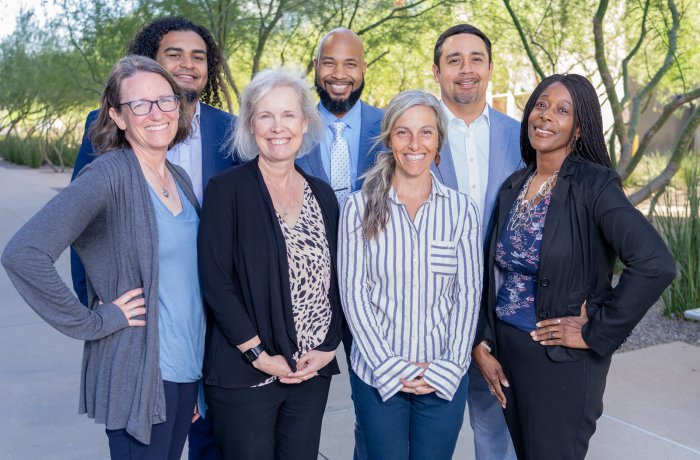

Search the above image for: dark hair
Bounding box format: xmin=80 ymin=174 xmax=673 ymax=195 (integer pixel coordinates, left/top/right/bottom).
xmin=520 ymin=74 xmax=611 ymax=168
xmin=433 ymin=24 xmax=492 ymax=67
xmin=126 ymin=17 xmax=224 ymax=107
xmin=90 ymin=55 xmax=191 ymax=154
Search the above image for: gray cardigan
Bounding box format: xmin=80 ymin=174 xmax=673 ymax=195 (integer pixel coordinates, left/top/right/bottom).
xmin=2 ymin=148 xmax=199 ymax=444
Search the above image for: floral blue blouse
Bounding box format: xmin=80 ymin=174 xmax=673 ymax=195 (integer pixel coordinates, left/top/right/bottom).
xmin=495 ymin=174 xmax=554 ymax=332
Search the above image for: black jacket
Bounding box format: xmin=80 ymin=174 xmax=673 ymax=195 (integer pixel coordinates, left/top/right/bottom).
xmin=478 ymin=156 xmax=676 ymax=361
xmin=198 ymin=158 xmax=342 ymax=388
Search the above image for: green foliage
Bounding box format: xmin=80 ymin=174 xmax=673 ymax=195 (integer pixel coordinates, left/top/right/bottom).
xmin=0 ymin=134 xmax=78 ymax=169
xmin=655 ymin=161 xmax=700 ymax=317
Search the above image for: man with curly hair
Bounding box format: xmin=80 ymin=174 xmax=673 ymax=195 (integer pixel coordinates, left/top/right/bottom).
xmin=70 ymin=16 xmax=236 ymax=460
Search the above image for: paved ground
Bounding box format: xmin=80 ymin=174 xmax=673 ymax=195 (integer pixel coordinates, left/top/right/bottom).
xmin=0 ymin=160 xmax=698 ymax=459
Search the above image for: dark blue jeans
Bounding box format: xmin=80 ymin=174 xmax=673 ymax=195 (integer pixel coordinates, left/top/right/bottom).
xmin=106 ymin=380 xmax=198 ymax=460
xmin=350 ymin=370 xmax=468 ymax=460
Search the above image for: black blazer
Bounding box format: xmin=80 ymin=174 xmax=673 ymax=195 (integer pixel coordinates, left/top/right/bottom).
xmin=198 ymin=158 xmax=342 ymax=388
xmin=478 ymin=156 xmax=675 ymax=361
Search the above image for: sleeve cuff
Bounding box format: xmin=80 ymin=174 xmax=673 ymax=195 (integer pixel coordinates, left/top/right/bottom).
xmin=374 ymin=358 xmax=424 ymax=401
xmin=422 ymin=359 xmax=466 ymax=401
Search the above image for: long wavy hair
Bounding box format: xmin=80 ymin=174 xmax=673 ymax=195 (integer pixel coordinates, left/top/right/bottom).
xmin=362 ymin=90 xmax=446 ymax=240
xmin=126 ymin=17 xmax=225 ymax=107
xmin=521 ymin=74 xmax=611 ymax=168
xmin=89 ymin=55 xmax=191 ymax=154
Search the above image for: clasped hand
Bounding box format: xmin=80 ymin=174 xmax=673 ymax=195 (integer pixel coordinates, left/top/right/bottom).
xmin=399 ymin=362 xmax=435 ymax=395
xmin=253 ymin=349 xmax=335 ymax=384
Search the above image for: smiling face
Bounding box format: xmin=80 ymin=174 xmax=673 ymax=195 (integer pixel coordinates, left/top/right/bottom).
xmin=252 ymin=85 xmax=308 ymax=163
xmin=390 ymin=105 xmax=439 ymax=181
xmin=155 ymin=30 xmax=208 ymax=103
xmin=528 ymin=81 xmax=579 ymax=161
xmin=314 ymin=30 xmax=367 ymax=117
xmin=108 ymin=71 xmax=179 ymax=155
xmin=433 ymin=33 xmax=492 ymax=113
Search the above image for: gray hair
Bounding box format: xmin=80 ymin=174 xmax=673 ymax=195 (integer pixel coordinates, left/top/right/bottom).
xmin=90 ymin=55 xmax=190 ymax=155
xmin=231 ymin=68 xmax=323 ymax=161
xmin=362 ymin=90 xmax=446 ymax=240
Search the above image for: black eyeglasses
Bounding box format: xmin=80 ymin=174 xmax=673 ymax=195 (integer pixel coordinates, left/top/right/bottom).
xmin=119 ymin=95 xmax=180 ymax=116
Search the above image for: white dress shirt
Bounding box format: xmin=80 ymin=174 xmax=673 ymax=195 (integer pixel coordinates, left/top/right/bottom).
xmin=442 ymin=101 xmax=491 ymax=217
xmin=167 ymin=102 xmax=203 ymax=204
xmin=338 ymin=174 xmax=483 ymax=401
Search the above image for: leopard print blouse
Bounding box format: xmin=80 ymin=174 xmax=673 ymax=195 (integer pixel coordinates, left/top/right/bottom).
xmin=254 ymin=181 xmax=332 ymax=386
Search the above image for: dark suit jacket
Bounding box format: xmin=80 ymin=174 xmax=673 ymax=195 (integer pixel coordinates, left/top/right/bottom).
xmin=296 ymin=101 xmax=384 ymax=192
xmin=478 ymin=156 xmax=676 ymax=360
xmin=70 ymin=103 xmax=237 ymax=305
xmin=197 ymin=158 xmax=343 ymax=388
xmin=432 ymin=106 xmax=523 ymax=241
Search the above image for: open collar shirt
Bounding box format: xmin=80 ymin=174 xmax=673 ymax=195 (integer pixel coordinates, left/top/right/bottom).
xmin=167 ymin=101 xmax=203 ymax=204
xmin=442 ymin=101 xmax=491 ymax=218
xmin=338 ymin=174 xmax=483 ymax=402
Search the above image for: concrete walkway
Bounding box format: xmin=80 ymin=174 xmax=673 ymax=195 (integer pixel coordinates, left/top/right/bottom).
xmin=0 ymin=160 xmax=698 ymax=459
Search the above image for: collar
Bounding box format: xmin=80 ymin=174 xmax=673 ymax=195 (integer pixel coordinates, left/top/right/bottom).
xmin=189 ymin=101 xmax=201 ymax=139
xmin=318 ymin=100 xmax=362 ymax=131
xmin=388 ymin=171 xmax=447 ymax=205
xmin=440 ymin=100 xmax=491 ymax=127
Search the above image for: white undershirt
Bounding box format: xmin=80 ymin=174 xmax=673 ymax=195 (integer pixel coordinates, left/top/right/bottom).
xmin=167 ymin=102 xmax=203 ymax=204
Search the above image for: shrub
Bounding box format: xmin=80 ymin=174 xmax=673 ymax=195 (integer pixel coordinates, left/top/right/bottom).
xmin=654 ymin=163 xmax=700 ymax=318
xmin=0 ymin=134 xmax=78 ymax=169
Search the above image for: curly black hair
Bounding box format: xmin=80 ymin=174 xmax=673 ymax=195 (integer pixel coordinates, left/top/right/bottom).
xmin=126 ymin=17 xmax=224 ymax=107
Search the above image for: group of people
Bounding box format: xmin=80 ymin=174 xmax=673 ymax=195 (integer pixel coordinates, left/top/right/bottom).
xmin=2 ymin=16 xmax=676 ymax=460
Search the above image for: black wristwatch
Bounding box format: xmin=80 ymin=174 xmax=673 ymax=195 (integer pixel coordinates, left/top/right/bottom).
xmin=242 ymin=343 xmax=266 ymax=364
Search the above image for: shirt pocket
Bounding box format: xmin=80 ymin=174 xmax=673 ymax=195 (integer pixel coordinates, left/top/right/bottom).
xmin=429 ymin=239 xmax=458 ymax=276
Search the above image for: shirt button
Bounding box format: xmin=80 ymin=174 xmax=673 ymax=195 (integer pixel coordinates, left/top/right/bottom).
xmin=538 ymin=311 xmax=549 ymax=319
xmin=540 ymin=278 xmax=550 ymax=287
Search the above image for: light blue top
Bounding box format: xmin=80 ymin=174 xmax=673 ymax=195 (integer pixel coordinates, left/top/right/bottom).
xmin=318 ymin=101 xmax=362 ymax=183
xmin=149 ymin=183 xmax=205 ymax=383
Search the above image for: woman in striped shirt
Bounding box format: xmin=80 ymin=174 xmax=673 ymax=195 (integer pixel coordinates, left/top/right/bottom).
xmin=338 ymin=90 xmax=483 ymax=459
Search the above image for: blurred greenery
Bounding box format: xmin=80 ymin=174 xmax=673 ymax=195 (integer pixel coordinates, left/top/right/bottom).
xmin=655 ymin=160 xmax=700 ymax=317
xmin=0 ymin=0 xmax=698 ymax=190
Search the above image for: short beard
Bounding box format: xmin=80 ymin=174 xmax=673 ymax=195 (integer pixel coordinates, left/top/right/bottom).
xmin=183 ymin=89 xmax=200 ymax=104
xmin=315 ymin=78 xmax=364 ymax=115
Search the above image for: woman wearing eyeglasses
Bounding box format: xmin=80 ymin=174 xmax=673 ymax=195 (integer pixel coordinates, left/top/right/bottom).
xmin=2 ymin=55 xmax=203 ymax=460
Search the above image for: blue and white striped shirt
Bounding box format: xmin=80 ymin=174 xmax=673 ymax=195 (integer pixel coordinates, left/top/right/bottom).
xmin=338 ymin=174 xmax=482 ymax=401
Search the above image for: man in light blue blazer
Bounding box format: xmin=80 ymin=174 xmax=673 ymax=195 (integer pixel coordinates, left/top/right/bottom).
xmin=69 ymin=17 xmax=237 ymax=460
xmin=296 ymin=28 xmax=383 ymax=201
xmin=296 ymin=28 xmax=383 ymax=460
xmin=432 ymin=24 xmax=522 ymax=460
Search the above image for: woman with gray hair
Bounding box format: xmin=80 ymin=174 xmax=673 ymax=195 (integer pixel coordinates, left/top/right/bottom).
xmin=338 ymin=90 xmax=483 ymax=459
xmin=197 ymin=68 xmax=343 ymax=459
xmin=3 ymin=55 xmax=205 ymax=459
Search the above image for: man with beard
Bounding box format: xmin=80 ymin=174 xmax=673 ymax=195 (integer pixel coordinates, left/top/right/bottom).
xmin=70 ymin=17 xmax=236 ymax=460
xmin=431 ymin=24 xmax=521 ymax=460
xmin=296 ymin=27 xmax=383 ymax=460
xmin=296 ymin=28 xmax=383 ymax=206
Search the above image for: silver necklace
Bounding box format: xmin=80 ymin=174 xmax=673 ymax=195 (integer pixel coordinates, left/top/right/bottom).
xmin=140 ymin=159 xmax=171 ymax=198
xmin=507 ymin=170 xmax=558 ymax=231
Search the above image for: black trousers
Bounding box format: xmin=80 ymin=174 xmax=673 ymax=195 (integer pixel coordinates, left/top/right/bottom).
xmin=106 ymin=380 xmax=198 ymax=460
xmin=205 ymin=376 xmax=331 ymax=460
xmin=496 ymin=321 xmax=612 ymax=460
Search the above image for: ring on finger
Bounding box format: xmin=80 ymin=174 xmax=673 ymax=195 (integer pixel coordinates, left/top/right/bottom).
xmin=549 ymin=331 xmax=555 ymax=340
xmin=130 ymin=308 xmax=135 ymax=318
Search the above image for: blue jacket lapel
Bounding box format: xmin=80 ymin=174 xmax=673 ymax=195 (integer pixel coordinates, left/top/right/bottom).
xmin=433 ymin=141 xmax=458 ymax=189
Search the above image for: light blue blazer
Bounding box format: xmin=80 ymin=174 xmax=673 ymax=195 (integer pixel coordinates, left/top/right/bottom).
xmin=296 ymin=101 xmax=384 ymax=192
xmin=432 ymin=106 xmax=523 ymax=242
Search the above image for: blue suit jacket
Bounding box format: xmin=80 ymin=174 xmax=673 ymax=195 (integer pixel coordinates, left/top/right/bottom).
xmin=70 ymin=103 xmax=237 ymax=305
xmin=296 ymin=101 xmax=384 ymax=192
xmin=432 ymin=106 xmax=522 ymax=242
